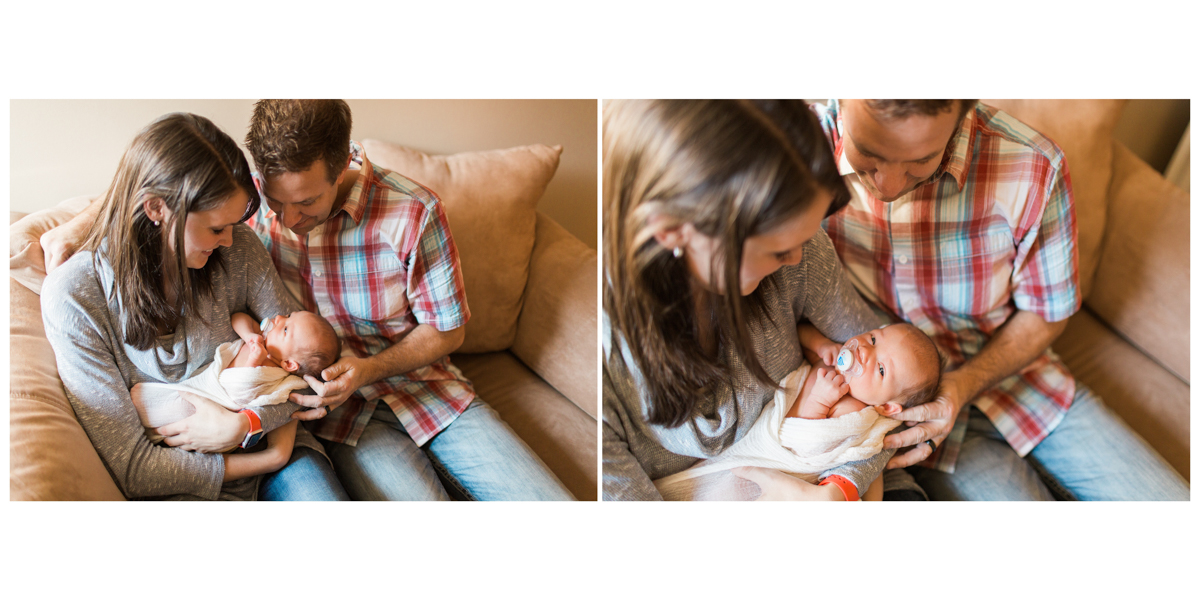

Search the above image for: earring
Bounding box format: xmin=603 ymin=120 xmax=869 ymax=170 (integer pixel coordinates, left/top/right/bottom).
xmin=672 ymin=246 xmax=683 ymax=258
xmin=153 ymin=221 xmax=160 ymax=227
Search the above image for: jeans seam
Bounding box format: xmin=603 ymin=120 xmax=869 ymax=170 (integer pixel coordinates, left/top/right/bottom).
xmin=426 ymin=452 xmax=476 ymax=501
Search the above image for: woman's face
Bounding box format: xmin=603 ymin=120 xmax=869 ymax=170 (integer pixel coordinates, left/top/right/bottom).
xmin=683 ymin=189 xmax=832 ymax=295
xmin=166 ymin=189 xmax=249 ymax=269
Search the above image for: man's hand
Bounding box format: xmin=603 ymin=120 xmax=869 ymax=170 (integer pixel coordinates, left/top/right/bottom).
xmin=155 ymin=392 xmax=248 ymax=453
xmin=290 ymin=355 xmax=376 ymax=421
xmin=882 ymin=371 xmax=968 ymax=468
xmin=732 ymin=467 xmax=844 ymax=501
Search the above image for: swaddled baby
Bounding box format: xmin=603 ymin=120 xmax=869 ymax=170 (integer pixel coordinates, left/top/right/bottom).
xmin=131 ymin=310 xmax=341 ymax=444
xmin=788 ymin=322 xmax=941 ymax=422
xmin=653 ymin=322 xmax=941 ymax=501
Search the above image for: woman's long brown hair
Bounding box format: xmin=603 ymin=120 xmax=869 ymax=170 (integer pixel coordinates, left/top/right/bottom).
xmin=82 ymin=113 xmax=259 ymax=350
xmin=603 ymin=100 xmax=849 ymax=427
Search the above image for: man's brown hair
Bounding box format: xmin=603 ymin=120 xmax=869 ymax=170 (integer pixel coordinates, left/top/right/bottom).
xmin=245 ymin=100 xmax=353 ymax=183
xmin=864 ymin=100 xmax=977 ymax=126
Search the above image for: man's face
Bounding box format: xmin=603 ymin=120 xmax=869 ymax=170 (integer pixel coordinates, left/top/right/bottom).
xmin=260 ymin=159 xmax=346 ymax=235
xmin=840 ymin=100 xmax=961 ymax=202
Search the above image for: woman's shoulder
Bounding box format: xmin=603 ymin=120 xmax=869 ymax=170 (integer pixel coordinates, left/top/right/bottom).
xmin=42 ymin=250 xmax=106 ymax=305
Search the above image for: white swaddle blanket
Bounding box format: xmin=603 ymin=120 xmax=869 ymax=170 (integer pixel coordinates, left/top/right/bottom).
xmin=130 ymin=339 xmax=315 ymax=442
xmin=654 ymin=364 xmax=900 ymax=501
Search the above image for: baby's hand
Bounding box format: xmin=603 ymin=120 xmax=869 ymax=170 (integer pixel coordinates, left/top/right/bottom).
xmin=816 ymin=341 xmax=841 ymax=369
xmin=244 ymin=337 xmax=270 ymax=365
xmin=812 ymin=367 xmax=850 ymax=405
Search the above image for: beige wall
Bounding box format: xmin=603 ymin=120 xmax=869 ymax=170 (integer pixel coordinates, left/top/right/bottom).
xmin=9 ymin=99 xmax=598 ymax=248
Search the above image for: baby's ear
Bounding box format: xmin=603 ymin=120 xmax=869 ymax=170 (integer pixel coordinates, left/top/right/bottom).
xmin=876 ymin=402 xmax=903 ymax=417
xmin=282 ymin=359 xmax=300 ymax=373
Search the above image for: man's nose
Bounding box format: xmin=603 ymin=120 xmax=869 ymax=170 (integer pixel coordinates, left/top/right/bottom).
xmin=873 ymin=164 xmax=907 ymax=198
xmin=283 ymin=205 xmax=303 ymax=228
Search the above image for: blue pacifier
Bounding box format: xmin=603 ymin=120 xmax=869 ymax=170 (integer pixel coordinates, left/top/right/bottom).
xmin=259 ymin=316 xmax=274 ymax=335
xmin=835 ymin=338 xmax=863 ymax=379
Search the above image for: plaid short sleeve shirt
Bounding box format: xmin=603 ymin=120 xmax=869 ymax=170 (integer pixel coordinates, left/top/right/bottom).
xmin=248 ymin=142 xmax=475 ymax=447
xmin=814 ymin=101 xmax=1082 ymax=472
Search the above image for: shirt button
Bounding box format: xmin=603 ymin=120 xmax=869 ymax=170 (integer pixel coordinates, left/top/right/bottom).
xmin=897 ymin=255 xmax=909 ymax=265
xmin=313 ymin=271 xmax=323 ymax=277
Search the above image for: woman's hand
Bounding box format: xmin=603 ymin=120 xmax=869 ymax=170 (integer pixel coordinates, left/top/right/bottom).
xmin=883 ymin=371 xmax=967 ymax=468
xmin=732 ymin=467 xmax=845 ymax=501
xmin=289 ymin=356 xmax=375 ymax=421
xmin=155 ymin=392 xmax=248 ymax=453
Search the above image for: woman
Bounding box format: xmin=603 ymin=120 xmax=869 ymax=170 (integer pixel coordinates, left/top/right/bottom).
xmin=41 ymin=113 xmax=348 ymax=500
xmin=602 ymin=100 xmax=892 ymax=501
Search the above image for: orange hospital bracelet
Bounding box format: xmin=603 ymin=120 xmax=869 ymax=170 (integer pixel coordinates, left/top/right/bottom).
xmin=819 ymin=475 xmax=860 ymax=502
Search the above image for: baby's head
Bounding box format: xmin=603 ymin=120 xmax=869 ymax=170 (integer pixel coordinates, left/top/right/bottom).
xmin=839 ymin=323 xmax=941 ymax=416
xmin=262 ymin=311 xmax=341 ymax=379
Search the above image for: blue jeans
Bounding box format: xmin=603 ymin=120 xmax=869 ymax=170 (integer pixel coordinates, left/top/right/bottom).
xmin=911 ymin=384 xmax=1189 ymax=500
xmin=259 ymin=446 xmax=351 ymax=501
xmin=323 ymin=400 xmax=574 ymax=501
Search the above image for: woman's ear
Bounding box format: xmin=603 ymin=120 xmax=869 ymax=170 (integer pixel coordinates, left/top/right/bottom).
xmin=647 ymin=213 xmax=690 ymax=253
xmin=142 ymin=196 xmax=167 ymax=224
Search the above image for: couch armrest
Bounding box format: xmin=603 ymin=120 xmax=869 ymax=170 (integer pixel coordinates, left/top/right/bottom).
xmin=1085 ymin=143 xmax=1190 ymax=382
xmin=511 ymin=212 xmax=598 ymax=419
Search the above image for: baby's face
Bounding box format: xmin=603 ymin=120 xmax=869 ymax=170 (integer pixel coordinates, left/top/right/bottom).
xmin=840 ymin=325 xmax=927 ymax=407
xmin=263 ymin=311 xmax=324 ymax=368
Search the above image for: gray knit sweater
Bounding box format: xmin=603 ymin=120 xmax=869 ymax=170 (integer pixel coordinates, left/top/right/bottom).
xmin=603 ymin=229 xmax=893 ymax=500
xmin=41 ymin=224 xmax=303 ymax=501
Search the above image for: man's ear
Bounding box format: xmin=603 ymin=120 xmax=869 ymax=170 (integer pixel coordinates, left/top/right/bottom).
xmin=282 ymin=359 xmax=300 ymax=373
xmin=334 ymin=154 xmax=353 ymax=186
xmin=876 ymin=402 xmax=903 ymax=417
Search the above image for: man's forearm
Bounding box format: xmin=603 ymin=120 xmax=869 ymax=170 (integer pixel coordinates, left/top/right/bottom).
xmin=953 ymin=310 xmax=1069 ymax=403
xmin=360 ymin=324 xmax=465 ymax=386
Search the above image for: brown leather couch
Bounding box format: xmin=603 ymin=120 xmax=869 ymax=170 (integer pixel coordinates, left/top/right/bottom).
xmin=984 ymin=100 xmax=1189 ymax=481
xmin=9 ymin=141 xmax=599 ymax=500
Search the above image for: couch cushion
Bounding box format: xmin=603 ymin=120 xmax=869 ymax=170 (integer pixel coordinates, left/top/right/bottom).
xmin=10 ymin=280 xmax=125 ymax=500
xmin=1053 ymin=308 xmax=1188 ymax=480
xmin=1086 ymin=143 xmax=1190 ymax=382
xmin=361 ymin=140 xmax=562 ymax=354
xmin=451 ymin=350 xmax=597 ymax=500
xmin=982 ymin=100 xmax=1125 ymax=299
xmin=512 ymin=213 xmax=599 ymax=419
xmin=9 ymin=195 xmax=95 ymax=295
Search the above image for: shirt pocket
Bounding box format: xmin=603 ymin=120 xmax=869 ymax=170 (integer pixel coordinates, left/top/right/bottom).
xmin=338 ymin=251 xmax=411 ymax=323
xmin=933 ymin=231 xmax=1014 ymax=318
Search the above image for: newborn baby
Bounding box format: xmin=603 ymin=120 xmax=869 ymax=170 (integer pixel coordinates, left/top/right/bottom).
xmin=131 ymin=310 xmax=341 ymax=444
xmin=788 ymin=322 xmax=941 ymax=421
xmin=229 ymin=310 xmax=340 ymax=378
xmin=653 ymin=322 xmax=941 ymax=501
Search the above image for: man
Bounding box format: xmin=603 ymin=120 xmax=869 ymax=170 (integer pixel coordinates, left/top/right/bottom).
xmin=44 ymin=100 xmax=572 ymax=501
xmin=813 ymin=99 xmax=1186 ymax=500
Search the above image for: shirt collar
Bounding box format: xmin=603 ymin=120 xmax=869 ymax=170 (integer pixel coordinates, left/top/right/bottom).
xmin=335 ymin=140 xmax=369 ymax=224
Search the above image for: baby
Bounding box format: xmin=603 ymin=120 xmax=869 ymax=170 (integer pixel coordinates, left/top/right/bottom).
xmin=653 ymin=321 xmax=941 ymax=501
xmin=131 ymin=310 xmax=341 ymax=474
xmin=787 ymin=322 xmax=942 ymax=421
xmin=229 ymin=310 xmax=341 ymax=378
